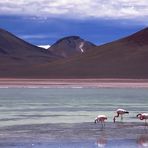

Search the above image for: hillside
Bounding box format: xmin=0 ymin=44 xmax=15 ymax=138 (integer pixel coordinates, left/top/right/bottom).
xmin=27 ymin=27 xmax=148 ymax=78
xmin=0 ymin=28 xmax=57 ymax=66
xmin=48 ymin=36 xmax=96 ymax=58
xmin=0 ymin=28 xmax=59 ymax=77
xmin=0 ymin=27 xmax=148 ymax=78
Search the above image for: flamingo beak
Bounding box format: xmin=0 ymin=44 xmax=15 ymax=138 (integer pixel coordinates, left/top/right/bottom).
xmin=125 ymin=111 xmax=129 ymax=114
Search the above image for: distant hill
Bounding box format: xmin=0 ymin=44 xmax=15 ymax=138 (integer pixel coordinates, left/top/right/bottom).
xmin=48 ymin=36 xmax=96 ymax=58
xmin=0 ymin=27 xmax=148 ymax=79
xmin=0 ymin=28 xmax=56 ymax=66
xmin=27 ymin=27 xmax=148 ymax=79
xmin=0 ymin=28 xmax=60 ymax=77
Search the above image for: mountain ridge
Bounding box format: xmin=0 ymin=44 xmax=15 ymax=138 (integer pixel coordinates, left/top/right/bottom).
xmin=48 ymin=36 xmax=96 ymax=58
xmin=27 ymin=27 xmax=148 ymax=79
xmin=0 ymin=27 xmax=148 ymax=78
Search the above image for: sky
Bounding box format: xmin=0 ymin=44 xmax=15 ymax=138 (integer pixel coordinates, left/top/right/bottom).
xmin=0 ymin=0 xmax=148 ymax=46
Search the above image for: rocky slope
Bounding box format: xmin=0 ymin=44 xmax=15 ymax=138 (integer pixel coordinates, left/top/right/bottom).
xmin=1 ymin=27 xmax=148 ymax=78
xmin=48 ymin=36 xmax=96 ymax=58
xmin=29 ymin=27 xmax=148 ymax=79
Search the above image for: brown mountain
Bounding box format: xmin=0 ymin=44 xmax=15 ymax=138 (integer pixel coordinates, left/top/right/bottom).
xmin=48 ymin=36 xmax=96 ymax=58
xmin=26 ymin=27 xmax=148 ymax=79
xmin=0 ymin=29 xmax=58 ymax=58
xmin=0 ymin=28 xmax=60 ymax=77
xmin=0 ymin=28 xmax=57 ymax=65
xmin=0 ymin=27 xmax=148 ymax=78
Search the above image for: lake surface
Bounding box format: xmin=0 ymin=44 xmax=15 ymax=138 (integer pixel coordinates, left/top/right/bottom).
xmin=0 ymin=88 xmax=148 ymax=127
xmin=0 ymin=88 xmax=148 ymax=148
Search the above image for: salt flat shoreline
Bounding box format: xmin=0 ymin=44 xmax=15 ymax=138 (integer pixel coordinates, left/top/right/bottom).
xmin=0 ymin=78 xmax=148 ymax=88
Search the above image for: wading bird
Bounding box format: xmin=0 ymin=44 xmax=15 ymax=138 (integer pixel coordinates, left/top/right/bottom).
xmin=113 ymin=109 xmax=129 ymax=123
xmin=94 ymin=115 xmax=107 ymax=127
xmin=137 ymin=113 xmax=148 ymax=125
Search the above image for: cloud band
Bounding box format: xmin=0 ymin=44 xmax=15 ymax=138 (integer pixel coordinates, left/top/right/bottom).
xmin=0 ymin=0 xmax=148 ymax=20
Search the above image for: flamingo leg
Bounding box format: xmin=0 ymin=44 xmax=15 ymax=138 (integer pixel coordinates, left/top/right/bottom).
xmin=100 ymin=121 xmax=105 ymax=128
xmin=100 ymin=121 xmax=102 ymax=127
xmin=145 ymin=119 xmax=147 ymax=126
xmin=101 ymin=121 xmax=103 ymax=126
xmin=121 ymin=114 xmax=123 ymax=121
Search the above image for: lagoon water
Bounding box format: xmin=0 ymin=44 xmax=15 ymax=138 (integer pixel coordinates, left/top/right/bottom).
xmin=0 ymin=88 xmax=148 ymax=127
xmin=0 ymin=87 xmax=148 ymax=148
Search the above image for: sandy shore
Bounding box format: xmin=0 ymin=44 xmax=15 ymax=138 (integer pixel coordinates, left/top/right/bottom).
xmin=0 ymin=122 xmax=147 ymax=147
xmin=0 ymin=78 xmax=148 ymax=88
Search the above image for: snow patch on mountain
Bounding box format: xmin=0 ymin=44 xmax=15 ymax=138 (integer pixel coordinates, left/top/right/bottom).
xmin=79 ymin=42 xmax=85 ymax=53
xmin=38 ymin=45 xmax=50 ymax=49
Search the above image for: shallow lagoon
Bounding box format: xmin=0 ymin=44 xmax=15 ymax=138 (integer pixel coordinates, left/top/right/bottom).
xmin=0 ymin=88 xmax=148 ymax=147
xmin=0 ymin=122 xmax=148 ymax=148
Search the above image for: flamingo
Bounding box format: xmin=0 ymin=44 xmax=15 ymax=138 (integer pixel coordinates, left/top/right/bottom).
xmin=94 ymin=115 xmax=107 ymax=127
xmin=113 ymin=109 xmax=129 ymax=123
xmin=137 ymin=113 xmax=148 ymax=125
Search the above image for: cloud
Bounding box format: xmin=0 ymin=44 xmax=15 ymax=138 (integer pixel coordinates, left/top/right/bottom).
xmin=20 ymin=34 xmax=49 ymax=39
xmin=0 ymin=0 xmax=148 ymax=20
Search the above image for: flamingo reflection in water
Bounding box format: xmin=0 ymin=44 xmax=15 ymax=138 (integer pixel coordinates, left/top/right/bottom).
xmin=96 ymin=137 xmax=107 ymax=148
xmin=137 ymin=135 xmax=148 ymax=148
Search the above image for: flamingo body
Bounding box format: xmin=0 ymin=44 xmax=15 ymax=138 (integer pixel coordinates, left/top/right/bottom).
xmin=137 ymin=113 xmax=148 ymax=125
xmin=137 ymin=113 xmax=148 ymax=120
xmin=113 ymin=108 xmax=129 ymax=123
xmin=94 ymin=115 xmax=107 ymax=127
xmin=116 ymin=109 xmax=128 ymax=114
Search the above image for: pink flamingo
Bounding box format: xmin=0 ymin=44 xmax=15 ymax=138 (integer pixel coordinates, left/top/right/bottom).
xmin=137 ymin=113 xmax=148 ymax=125
xmin=113 ymin=109 xmax=129 ymax=123
xmin=94 ymin=115 xmax=107 ymax=127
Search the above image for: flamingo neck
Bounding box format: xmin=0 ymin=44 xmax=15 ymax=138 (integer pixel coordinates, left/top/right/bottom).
xmin=115 ymin=113 xmax=120 ymax=118
xmin=137 ymin=114 xmax=142 ymax=118
xmin=113 ymin=113 xmax=119 ymax=122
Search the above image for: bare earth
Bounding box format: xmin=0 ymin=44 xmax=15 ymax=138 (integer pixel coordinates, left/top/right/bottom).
xmin=0 ymin=78 xmax=148 ymax=88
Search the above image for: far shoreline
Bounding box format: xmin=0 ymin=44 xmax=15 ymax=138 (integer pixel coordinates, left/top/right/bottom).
xmin=0 ymin=78 xmax=148 ymax=88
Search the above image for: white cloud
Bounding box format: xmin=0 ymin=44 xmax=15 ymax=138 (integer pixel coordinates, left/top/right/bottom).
xmin=0 ymin=0 xmax=148 ymax=20
xmin=20 ymin=34 xmax=49 ymax=39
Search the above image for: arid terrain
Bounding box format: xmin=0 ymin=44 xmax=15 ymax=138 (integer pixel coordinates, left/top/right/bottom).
xmin=0 ymin=27 xmax=148 ymax=79
xmin=0 ymin=78 xmax=148 ymax=88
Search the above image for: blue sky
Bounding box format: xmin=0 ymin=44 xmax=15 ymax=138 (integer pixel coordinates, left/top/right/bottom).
xmin=0 ymin=0 xmax=148 ymax=46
